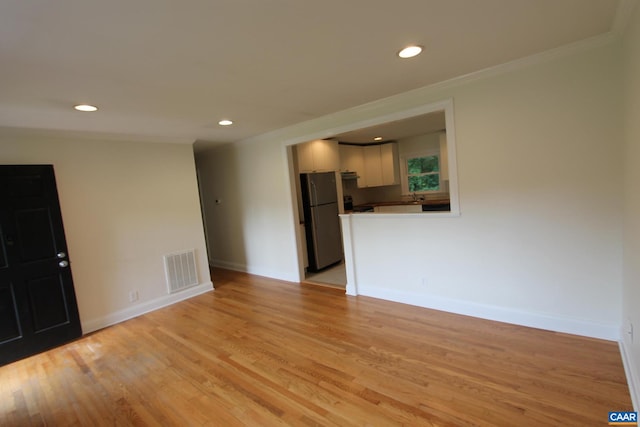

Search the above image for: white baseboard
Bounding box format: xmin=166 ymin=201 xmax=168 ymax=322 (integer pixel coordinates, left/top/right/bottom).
xmin=620 ymin=340 xmax=640 ymax=411
xmin=210 ymin=261 xmax=619 ymax=340
xmin=81 ymin=281 xmax=213 ymax=334
xmin=211 ymin=259 xmax=247 ymax=273
xmin=357 ymin=285 xmax=620 ymax=341
xmin=212 ymin=259 xmax=299 ymax=283
xmin=345 ymin=282 xmax=357 ymax=296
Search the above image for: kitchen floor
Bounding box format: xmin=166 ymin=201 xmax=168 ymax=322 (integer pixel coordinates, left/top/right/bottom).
xmin=305 ymin=262 xmax=346 ymax=288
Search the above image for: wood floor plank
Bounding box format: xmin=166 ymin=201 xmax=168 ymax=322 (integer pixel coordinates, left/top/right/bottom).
xmin=0 ymin=268 xmax=632 ymax=426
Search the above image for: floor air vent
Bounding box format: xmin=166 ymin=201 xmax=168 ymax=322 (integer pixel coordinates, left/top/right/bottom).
xmin=164 ymin=249 xmax=198 ymax=294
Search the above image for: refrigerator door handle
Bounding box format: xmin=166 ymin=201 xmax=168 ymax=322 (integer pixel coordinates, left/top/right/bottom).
xmin=311 ymin=180 xmax=318 ymax=206
xmin=310 ymin=207 xmax=321 ymax=266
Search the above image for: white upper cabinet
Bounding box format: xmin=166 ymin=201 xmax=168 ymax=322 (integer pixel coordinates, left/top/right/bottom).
xmin=380 ymin=143 xmax=399 ymax=185
xmin=314 ymin=139 xmax=340 ymax=171
xmin=363 ymin=145 xmax=383 ymax=187
xmin=297 ymin=141 xmax=315 ymax=171
xmin=339 ymin=144 xmax=361 ymax=172
xmin=360 ymin=142 xmax=399 ymax=188
xmin=339 ymin=144 xmax=367 ymax=187
xmin=337 ymin=142 xmax=398 ymax=188
xmin=297 ymin=140 xmax=340 ymax=172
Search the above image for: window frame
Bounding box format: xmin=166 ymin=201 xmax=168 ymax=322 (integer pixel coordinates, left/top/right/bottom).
xmin=400 ymin=148 xmax=442 ymax=195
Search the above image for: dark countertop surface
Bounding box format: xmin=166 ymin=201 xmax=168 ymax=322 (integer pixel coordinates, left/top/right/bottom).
xmin=354 ymin=199 xmax=450 ymax=209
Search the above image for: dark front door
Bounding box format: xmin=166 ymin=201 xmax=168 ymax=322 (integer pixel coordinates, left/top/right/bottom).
xmin=0 ymin=165 xmax=82 ymax=366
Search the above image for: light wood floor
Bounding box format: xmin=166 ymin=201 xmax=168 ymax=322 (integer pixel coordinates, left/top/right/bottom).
xmin=0 ymin=269 xmax=632 ymax=426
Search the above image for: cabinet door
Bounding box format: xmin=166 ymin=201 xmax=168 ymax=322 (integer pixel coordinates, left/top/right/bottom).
xmin=380 ymin=143 xmax=399 ymax=185
xmin=363 ymin=146 xmax=382 ymax=187
xmin=315 ymin=140 xmax=339 ymax=172
xmin=297 ymin=142 xmax=315 ymax=172
xmin=339 ymin=145 xmax=367 ymax=187
xmin=339 ymin=145 xmax=355 ymax=171
xmin=297 ymin=140 xmax=339 ymax=172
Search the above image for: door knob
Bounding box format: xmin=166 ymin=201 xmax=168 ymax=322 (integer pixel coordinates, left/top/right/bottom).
xmin=58 ymin=260 xmax=69 ymax=268
xmin=57 ymin=252 xmax=66 ymax=259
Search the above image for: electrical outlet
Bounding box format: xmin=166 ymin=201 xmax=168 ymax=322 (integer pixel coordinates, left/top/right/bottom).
xmin=421 ymin=277 xmax=427 ymax=286
xmin=628 ymin=321 xmax=634 ymax=343
xmin=129 ymin=290 xmax=138 ymax=302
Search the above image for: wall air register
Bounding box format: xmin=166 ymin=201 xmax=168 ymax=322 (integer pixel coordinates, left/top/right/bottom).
xmin=163 ymin=249 xmax=198 ymax=294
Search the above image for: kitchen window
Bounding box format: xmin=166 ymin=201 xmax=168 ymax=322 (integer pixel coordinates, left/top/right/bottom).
xmin=401 ymin=150 xmax=441 ymax=194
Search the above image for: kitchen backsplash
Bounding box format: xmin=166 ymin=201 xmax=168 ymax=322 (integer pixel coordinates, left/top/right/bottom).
xmin=342 ymin=179 xmax=450 ymax=206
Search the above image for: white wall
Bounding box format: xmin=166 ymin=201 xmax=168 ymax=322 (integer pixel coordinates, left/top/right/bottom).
xmin=347 ymin=42 xmax=623 ymax=340
xmin=197 ymin=37 xmax=624 ymax=341
xmin=0 ymin=130 xmax=212 ymax=332
xmin=621 ymin=2 xmax=640 ymax=410
xmin=196 ymin=140 xmax=300 ymax=281
xmin=398 ymin=132 xmax=440 ymax=155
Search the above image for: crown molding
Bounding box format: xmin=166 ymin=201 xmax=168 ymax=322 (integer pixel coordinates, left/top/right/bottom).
xmin=0 ymin=125 xmax=195 ymax=146
xmin=239 ymin=28 xmax=619 ymax=149
xmin=415 ymin=32 xmax=616 ymax=95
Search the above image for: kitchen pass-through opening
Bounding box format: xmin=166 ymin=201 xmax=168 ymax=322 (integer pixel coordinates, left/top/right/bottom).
xmin=288 ymin=99 xmax=459 ymax=289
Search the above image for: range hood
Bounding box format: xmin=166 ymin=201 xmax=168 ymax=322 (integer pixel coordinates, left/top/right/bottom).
xmin=341 ymin=171 xmax=358 ymax=180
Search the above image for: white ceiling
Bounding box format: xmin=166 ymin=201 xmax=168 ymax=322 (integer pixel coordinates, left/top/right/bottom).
xmin=0 ymin=0 xmax=626 ymax=148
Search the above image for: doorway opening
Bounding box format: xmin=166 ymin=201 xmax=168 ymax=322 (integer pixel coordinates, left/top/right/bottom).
xmin=290 ymin=159 xmax=347 ymax=288
xmin=305 ymin=262 xmax=346 ymax=288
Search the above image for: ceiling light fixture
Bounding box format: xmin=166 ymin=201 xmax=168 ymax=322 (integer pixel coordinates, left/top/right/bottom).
xmin=398 ymin=45 xmax=423 ymax=59
xmin=374 ymin=136 xmax=383 ymax=141
xmin=74 ymin=104 xmax=98 ymax=112
xmin=218 ymin=119 xmax=233 ymax=126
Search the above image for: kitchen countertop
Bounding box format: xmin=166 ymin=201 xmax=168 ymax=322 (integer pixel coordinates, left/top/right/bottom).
xmin=354 ymin=199 xmax=450 ymax=208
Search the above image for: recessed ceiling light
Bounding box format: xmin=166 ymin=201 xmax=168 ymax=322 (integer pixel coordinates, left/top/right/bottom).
xmin=398 ymin=45 xmax=423 ymax=59
xmin=218 ymin=119 xmax=233 ymax=126
xmin=74 ymin=104 xmax=98 ymax=112
xmin=374 ymin=136 xmax=383 ymax=141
